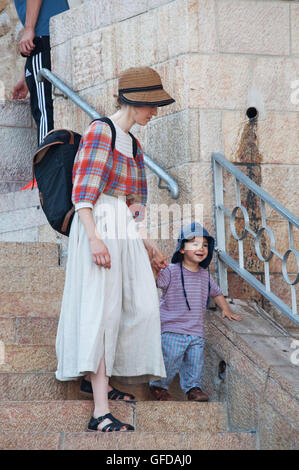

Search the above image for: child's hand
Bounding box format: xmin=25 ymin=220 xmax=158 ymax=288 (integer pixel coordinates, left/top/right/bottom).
xmin=222 ymin=309 xmax=242 ymax=322
xmin=151 ymin=263 xmax=159 ymax=280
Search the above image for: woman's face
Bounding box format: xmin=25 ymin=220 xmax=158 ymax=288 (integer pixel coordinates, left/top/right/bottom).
xmin=131 ymin=105 xmax=158 ymax=126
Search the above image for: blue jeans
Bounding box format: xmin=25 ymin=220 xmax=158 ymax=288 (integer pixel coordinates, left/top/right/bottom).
xmin=149 ymin=332 xmax=205 ymax=393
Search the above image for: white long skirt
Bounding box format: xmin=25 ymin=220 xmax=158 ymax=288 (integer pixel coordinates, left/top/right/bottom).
xmin=55 ymin=194 xmax=166 ymax=383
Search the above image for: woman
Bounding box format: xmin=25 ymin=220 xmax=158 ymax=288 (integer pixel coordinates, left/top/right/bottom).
xmin=55 ymin=67 xmax=175 ymax=432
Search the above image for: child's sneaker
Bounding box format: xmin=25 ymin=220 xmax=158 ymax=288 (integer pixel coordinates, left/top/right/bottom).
xmin=149 ymin=385 xmax=172 ymax=401
xmin=186 ymin=387 xmax=209 ymax=402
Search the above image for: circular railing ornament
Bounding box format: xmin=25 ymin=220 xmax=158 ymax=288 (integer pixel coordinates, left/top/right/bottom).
xmin=230 ymin=205 xmax=249 ymax=241
xmin=282 ymin=249 xmax=299 ymax=286
xmin=255 ymin=226 xmax=275 ymax=262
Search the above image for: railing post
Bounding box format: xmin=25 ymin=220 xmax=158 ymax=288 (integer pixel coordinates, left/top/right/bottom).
xmin=212 ymin=158 xmax=228 ymax=296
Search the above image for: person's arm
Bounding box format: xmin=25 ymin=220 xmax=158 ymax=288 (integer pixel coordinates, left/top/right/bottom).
xmin=12 ymin=72 xmax=29 ymax=100
xmin=19 ymin=0 xmax=43 ymax=56
xmin=138 ymin=223 xmax=168 ymax=272
xmin=71 ymin=121 xmax=114 ymax=268
xmin=77 ymin=208 xmax=111 ymax=269
xmin=213 ymin=295 xmax=242 ymax=322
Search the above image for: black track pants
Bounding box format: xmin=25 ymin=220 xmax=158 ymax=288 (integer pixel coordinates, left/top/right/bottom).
xmin=25 ymin=48 xmax=54 ymax=145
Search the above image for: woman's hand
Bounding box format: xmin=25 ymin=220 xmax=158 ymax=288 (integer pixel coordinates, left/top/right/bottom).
xmin=90 ymin=238 xmax=111 ymax=269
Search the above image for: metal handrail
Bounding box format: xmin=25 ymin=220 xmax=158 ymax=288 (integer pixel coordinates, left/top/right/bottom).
xmin=212 ymin=152 xmax=299 ymax=326
xmin=37 ymin=68 xmax=179 ymax=199
xmin=213 ymin=153 xmax=299 ymax=228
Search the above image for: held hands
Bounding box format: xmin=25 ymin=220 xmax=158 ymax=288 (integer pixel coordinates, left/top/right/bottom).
xmin=151 ymin=247 xmax=168 ymax=273
xmin=19 ymin=27 xmax=35 ymax=56
xmin=90 ymin=238 xmax=111 ymax=269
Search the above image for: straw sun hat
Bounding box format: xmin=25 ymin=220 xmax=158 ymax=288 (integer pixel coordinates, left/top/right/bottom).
xmin=118 ymin=67 xmax=175 ymax=107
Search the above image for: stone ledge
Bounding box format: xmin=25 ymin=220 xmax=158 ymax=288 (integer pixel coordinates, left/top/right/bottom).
xmin=0 ymin=430 xmax=257 ymax=450
xmin=205 ymin=301 xmax=299 ymax=447
xmin=0 ymin=101 xmax=32 ymax=128
xmin=206 ymin=303 xmax=298 ymax=399
xmin=135 ymin=401 xmax=227 ymax=433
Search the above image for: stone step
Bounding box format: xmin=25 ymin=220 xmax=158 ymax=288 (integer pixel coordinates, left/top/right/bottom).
xmin=0 ymin=206 xmax=47 ymax=236
xmin=0 ymin=242 xmax=59 ymax=267
xmin=0 ymin=191 xmax=68 ymax=254
xmin=0 ymin=345 xmax=57 ymax=373
xmin=0 ymin=292 xmax=63 ymax=318
xmin=135 ymin=401 xmax=227 ymax=433
xmin=0 ymin=372 xmax=70 ymax=401
xmin=0 ymin=188 xmax=40 ymax=214
xmin=0 ymin=401 xmax=227 ymax=433
xmin=0 ymin=430 xmax=257 ymax=450
xmin=0 ymin=317 xmax=59 ymax=345
xmin=0 ymin=372 xmax=187 ymax=402
xmin=0 ymin=339 xmax=188 ymax=401
xmin=0 ymin=266 xmax=65 ymax=293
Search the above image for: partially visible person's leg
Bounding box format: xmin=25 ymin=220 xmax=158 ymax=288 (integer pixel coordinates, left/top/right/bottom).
xmin=90 ymin=356 xmax=110 ymax=419
xmin=149 ymin=333 xmax=186 ymax=392
xmin=25 ymin=48 xmax=53 ymax=145
xmin=90 ymin=355 xmax=133 ymax=431
xmin=180 ymin=336 xmax=208 ymax=401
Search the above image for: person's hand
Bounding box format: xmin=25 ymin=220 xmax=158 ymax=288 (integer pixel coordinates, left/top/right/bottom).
xmin=150 ymin=260 xmax=160 ymax=280
xmin=222 ymin=309 xmax=242 ymax=322
xmin=89 ymin=238 xmax=111 ymax=269
xmin=12 ymin=78 xmax=29 ymax=100
xmin=151 ymin=247 xmax=168 ymax=273
xmin=19 ymin=27 xmax=35 ymax=56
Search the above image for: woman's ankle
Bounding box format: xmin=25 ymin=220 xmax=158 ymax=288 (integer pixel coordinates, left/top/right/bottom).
xmin=93 ymin=407 xmax=110 ymax=419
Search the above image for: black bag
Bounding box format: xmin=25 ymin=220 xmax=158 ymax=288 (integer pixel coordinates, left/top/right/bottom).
xmin=32 ymin=117 xmax=137 ymax=236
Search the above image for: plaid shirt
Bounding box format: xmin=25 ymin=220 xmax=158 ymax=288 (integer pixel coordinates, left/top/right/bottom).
xmin=72 ymin=120 xmax=147 ymax=218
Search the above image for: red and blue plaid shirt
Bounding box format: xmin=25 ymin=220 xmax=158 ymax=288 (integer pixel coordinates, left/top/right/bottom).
xmin=72 ymin=120 xmax=147 ymax=218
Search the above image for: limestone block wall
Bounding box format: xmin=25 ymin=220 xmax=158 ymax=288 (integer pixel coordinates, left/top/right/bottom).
xmin=0 ymin=100 xmax=36 ymax=193
xmin=0 ymin=0 xmax=26 ymax=100
xmin=204 ymin=302 xmax=299 ymax=450
xmin=50 ymin=0 xmax=299 ymax=315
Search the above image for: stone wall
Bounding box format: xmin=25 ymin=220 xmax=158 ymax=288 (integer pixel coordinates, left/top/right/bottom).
xmin=50 ymin=0 xmax=299 ymax=319
xmin=0 ymin=0 xmax=25 ymax=100
xmin=0 ymin=100 xmax=36 ymax=193
xmin=203 ymin=300 xmax=299 ymax=450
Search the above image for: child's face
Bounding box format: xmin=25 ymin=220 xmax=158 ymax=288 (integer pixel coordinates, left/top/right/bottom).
xmin=179 ymin=236 xmax=209 ymax=264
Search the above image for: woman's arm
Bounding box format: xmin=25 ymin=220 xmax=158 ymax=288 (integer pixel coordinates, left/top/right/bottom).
xmin=77 ymin=207 xmax=111 ymax=269
xmin=138 ymin=224 xmax=168 ymax=272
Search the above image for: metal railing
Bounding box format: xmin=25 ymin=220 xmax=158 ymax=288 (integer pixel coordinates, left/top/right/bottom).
xmin=37 ymin=68 xmax=179 ymax=199
xmin=212 ymin=152 xmax=299 ymax=326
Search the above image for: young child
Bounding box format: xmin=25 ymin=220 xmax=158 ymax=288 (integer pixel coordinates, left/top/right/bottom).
xmin=149 ymin=222 xmax=241 ymax=402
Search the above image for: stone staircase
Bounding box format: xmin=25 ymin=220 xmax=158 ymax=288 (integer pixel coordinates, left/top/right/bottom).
xmin=0 ymin=241 xmax=257 ymax=450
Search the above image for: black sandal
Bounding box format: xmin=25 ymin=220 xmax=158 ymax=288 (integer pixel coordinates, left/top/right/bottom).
xmin=108 ymin=387 xmax=135 ymax=402
xmin=80 ymin=378 xmax=135 ymax=401
xmin=87 ymin=413 xmax=134 ymax=432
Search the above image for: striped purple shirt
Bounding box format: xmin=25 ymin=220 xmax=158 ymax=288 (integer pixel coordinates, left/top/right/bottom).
xmin=156 ymin=263 xmax=223 ymax=338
